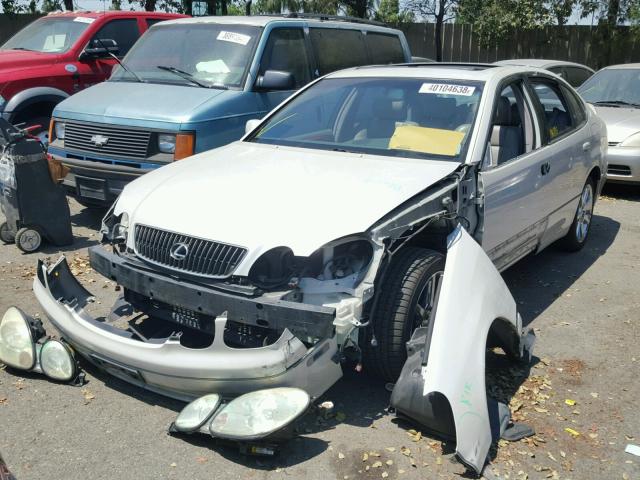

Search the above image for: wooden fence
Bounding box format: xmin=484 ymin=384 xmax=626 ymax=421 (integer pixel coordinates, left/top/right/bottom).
xmin=400 ymin=23 xmax=640 ymax=69
xmin=2 ymin=15 xmax=640 ymax=69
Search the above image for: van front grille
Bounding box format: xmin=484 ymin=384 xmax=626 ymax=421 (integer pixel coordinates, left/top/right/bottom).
xmin=134 ymin=224 xmax=247 ymax=278
xmin=64 ymin=121 xmax=151 ymax=159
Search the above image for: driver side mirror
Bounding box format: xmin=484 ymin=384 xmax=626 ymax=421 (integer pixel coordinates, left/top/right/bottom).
xmin=245 ymin=118 xmax=262 ymax=135
xmin=256 ymin=70 xmax=295 ymax=91
xmin=80 ymin=38 xmax=119 ymax=60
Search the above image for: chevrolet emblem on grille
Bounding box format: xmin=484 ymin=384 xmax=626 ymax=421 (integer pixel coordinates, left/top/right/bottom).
xmin=169 ymin=242 xmax=189 ymax=261
xmin=90 ymin=134 xmax=109 ymax=147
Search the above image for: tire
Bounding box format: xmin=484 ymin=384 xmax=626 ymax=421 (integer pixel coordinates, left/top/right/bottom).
xmin=559 ymin=178 xmax=596 ymax=252
xmin=363 ymin=247 xmax=445 ymax=381
xmin=0 ymin=222 xmax=15 ymax=244
xmin=15 ymin=227 xmax=42 ymax=253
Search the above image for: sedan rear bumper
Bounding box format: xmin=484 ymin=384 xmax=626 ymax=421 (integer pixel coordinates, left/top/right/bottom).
xmin=33 ymin=256 xmax=342 ymax=401
xmin=606 ymin=146 xmax=640 ymax=183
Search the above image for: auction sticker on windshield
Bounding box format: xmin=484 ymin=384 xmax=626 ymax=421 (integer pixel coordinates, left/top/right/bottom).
xmin=420 ymin=83 xmax=476 ymax=96
xmin=217 ymin=31 xmax=251 ymax=46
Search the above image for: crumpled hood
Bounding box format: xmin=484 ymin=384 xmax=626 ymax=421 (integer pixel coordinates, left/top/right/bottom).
xmin=54 ymin=81 xmax=229 ymax=126
xmin=0 ymin=49 xmax=55 ymax=75
xmin=593 ymin=105 xmax=640 ymax=143
xmin=116 ymin=142 xmax=459 ymax=261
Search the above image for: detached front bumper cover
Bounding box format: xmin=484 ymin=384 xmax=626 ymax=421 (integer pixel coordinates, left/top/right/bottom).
xmin=33 ymin=255 xmax=342 ymax=401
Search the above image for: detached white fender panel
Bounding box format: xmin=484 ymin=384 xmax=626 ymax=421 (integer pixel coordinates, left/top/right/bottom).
xmin=391 ymin=225 xmax=534 ymax=475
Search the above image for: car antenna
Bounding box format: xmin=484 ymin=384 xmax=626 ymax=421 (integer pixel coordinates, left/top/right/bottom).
xmin=94 ymin=37 xmax=145 ymax=83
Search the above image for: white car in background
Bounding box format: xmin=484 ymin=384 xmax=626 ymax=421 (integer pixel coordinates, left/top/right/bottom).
xmin=3 ymin=63 xmax=606 ymax=476
xmin=495 ymin=59 xmax=594 ymax=87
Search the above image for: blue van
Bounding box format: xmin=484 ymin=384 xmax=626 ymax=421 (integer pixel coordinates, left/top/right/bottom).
xmin=47 ymin=15 xmax=412 ymax=205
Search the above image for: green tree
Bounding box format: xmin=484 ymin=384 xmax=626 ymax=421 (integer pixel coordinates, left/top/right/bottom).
xmin=406 ymin=0 xmax=458 ymax=61
xmin=375 ymin=0 xmax=414 ymax=24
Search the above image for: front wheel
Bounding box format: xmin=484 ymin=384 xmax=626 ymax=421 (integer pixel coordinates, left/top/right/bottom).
xmin=559 ymin=179 xmax=595 ymax=252
xmin=362 ymin=247 xmax=444 ymax=382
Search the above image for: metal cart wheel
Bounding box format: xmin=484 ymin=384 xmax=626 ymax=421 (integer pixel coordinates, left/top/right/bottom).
xmin=15 ymin=227 xmax=42 ymax=253
xmin=0 ymin=222 xmax=15 ymax=244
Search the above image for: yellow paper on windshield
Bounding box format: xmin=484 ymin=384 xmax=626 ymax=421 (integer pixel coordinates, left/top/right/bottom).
xmin=389 ymin=125 xmax=465 ymax=156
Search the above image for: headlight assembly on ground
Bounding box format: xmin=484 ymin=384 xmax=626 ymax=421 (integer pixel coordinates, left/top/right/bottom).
xmin=0 ymin=307 xmax=84 ymax=385
xmin=170 ymin=387 xmax=310 ymax=453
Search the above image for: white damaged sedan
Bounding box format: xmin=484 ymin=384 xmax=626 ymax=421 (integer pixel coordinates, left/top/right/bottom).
xmin=11 ymin=63 xmax=606 ymax=474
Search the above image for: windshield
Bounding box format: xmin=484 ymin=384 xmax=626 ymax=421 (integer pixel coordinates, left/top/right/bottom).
xmin=111 ymin=24 xmax=260 ymax=89
xmin=578 ymin=68 xmax=640 ymax=106
xmin=248 ymin=77 xmax=483 ymax=161
xmin=1 ymin=17 xmax=91 ymax=53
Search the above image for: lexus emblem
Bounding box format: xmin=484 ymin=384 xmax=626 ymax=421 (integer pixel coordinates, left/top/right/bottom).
xmin=91 ymin=134 xmax=109 ymax=147
xmin=169 ymin=242 xmax=189 ymax=261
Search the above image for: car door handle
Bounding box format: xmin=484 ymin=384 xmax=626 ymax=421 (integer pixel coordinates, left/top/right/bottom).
xmin=540 ymin=162 xmax=551 ymax=175
xmin=582 ymin=141 xmax=591 ymax=151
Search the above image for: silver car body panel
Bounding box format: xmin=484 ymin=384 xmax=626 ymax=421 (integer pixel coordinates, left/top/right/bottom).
xmin=594 ymin=105 xmax=640 ymax=183
xmin=392 ymin=226 xmax=534 ymax=474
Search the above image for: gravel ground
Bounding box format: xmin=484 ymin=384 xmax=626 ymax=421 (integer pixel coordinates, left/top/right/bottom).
xmin=0 ymin=184 xmax=639 ymax=480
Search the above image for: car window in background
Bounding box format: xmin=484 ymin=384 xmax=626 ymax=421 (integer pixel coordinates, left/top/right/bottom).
xmin=310 ymin=28 xmax=369 ymax=75
xmin=90 ymin=19 xmax=140 ymax=58
xmin=561 ymin=85 xmax=587 ymax=125
xmin=111 ymin=24 xmax=261 ymax=89
xmin=564 ymin=66 xmax=592 ymax=87
xmin=530 ymin=79 xmax=574 ymax=141
xmin=1 ymin=17 xmax=91 ymax=53
xmin=547 ymin=66 xmax=566 ymax=80
xmin=366 ymin=33 xmax=405 ymax=64
xmin=578 ymin=68 xmax=640 ymax=106
xmin=249 ymin=77 xmax=483 ymax=161
xmin=259 ymin=28 xmax=311 ymax=89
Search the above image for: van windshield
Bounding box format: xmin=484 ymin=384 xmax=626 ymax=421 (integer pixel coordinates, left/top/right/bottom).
xmin=1 ymin=17 xmax=91 ymax=53
xmin=111 ymin=23 xmax=261 ymax=89
xmin=248 ymin=77 xmax=483 ymax=162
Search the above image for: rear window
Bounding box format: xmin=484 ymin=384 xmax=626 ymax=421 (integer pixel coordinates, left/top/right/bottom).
xmin=310 ymin=28 xmax=369 ymax=76
xmin=366 ymin=33 xmax=405 ymax=64
xmin=565 ymin=67 xmax=592 ymax=87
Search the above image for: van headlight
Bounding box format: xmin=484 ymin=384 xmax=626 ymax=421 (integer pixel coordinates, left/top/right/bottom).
xmin=54 ymin=121 xmax=66 ymax=140
xmin=158 ymin=134 xmax=176 ymax=154
xmin=209 ymin=387 xmax=310 ymax=440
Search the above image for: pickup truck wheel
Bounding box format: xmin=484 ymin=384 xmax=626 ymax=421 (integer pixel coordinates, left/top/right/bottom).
xmin=363 ymin=247 xmax=444 ymax=382
xmin=559 ymin=178 xmax=595 ymax=252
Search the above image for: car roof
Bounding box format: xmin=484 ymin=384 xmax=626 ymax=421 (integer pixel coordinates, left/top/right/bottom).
xmin=45 ymin=10 xmax=184 ymax=18
xmin=494 ymin=58 xmax=594 ymax=71
xmin=158 ymin=15 xmax=397 ymax=31
xmin=326 ymin=63 xmax=549 ymax=82
xmin=602 ymin=63 xmax=640 ymax=70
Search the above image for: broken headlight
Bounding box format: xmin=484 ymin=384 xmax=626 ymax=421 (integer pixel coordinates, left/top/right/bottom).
xmin=100 ymin=202 xmax=129 ymax=246
xmin=209 ymin=388 xmax=310 ymax=440
xmin=0 ymin=307 xmax=84 ymax=385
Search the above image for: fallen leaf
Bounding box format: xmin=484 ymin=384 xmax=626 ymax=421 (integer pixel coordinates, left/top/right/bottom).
xmin=338 ymin=452 xmax=345 ymax=460
xmin=372 ymin=461 xmax=383 ymax=468
xmin=385 ymin=447 xmax=396 ymax=452
xmin=169 ymin=462 xmax=177 ymax=468
xmin=362 ymin=453 xmax=369 ymax=462
xmin=565 ymin=399 xmax=576 ymax=406
xmin=400 ymin=447 xmax=411 ymax=456
xmin=369 ymin=451 xmax=381 ymax=457
xmin=81 ymin=389 xmax=95 ymax=404
xmin=398 ymin=469 xmax=405 ymax=474
xmin=436 ymin=457 xmax=442 ymax=465
xmin=0 ymin=397 xmax=6 ymax=405
xmin=565 ymin=427 xmax=580 ymax=437
xmin=386 ymin=460 xmax=393 ymax=466
xmin=381 ymin=473 xmax=389 ymax=479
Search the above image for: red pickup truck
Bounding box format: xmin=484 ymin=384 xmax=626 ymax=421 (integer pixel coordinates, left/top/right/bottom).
xmin=0 ymin=10 xmax=186 ymax=142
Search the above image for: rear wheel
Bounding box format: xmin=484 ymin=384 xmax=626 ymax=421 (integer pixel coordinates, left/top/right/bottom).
xmin=15 ymin=227 xmax=42 ymax=253
xmin=363 ymin=247 xmax=444 ymax=381
xmin=559 ymin=178 xmax=595 ymax=251
xmin=0 ymin=222 xmax=15 ymax=244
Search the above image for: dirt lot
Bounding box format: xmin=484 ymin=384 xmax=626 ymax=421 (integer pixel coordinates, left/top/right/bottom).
xmin=0 ymin=185 xmax=638 ymax=480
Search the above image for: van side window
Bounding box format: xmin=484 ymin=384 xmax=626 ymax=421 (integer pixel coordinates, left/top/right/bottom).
xmin=529 ymin=79 xmax=574 ymax=142
xmin=365 ymin=33 xmax=405 ymax=64
xmin=90 ymin=19 xmax=140 ymax=58
xmin=259 ymin=28 xmax=311 ymax=89
xmin=309 ymin=28 xmax=368 ymax=75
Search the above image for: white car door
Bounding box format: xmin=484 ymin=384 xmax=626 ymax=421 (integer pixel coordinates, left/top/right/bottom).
xmin=479 ymin=79 xmax=558 ymax=270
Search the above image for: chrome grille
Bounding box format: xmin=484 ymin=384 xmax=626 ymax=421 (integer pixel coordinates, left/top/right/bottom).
xmin=64 ymin=121 xmax=151 ymax=159
xmin=134 ymin=224 xmax=247 ymax=277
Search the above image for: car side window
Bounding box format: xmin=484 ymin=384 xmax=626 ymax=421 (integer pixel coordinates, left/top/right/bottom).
xmin=488 ymin=82 xmax=536 ymax=166
xmin=90 ymin=19 xmax=140 ymax=58
xmin=565 ymin=67 xmax=592 ymax=87
xmin=258 ymin=28 xmax=311 ymax=89
xmin=309 ymin=28 xmax=369 ymax=76
xmin=560 ymin=85 xmax=587 ymax=126
xmin=547 ymin=66 xmax=565 ymax=80
xmin=365 ymin=33 xmax=405 ymax=64
xmin=529 ymin=79 xmax=574 ymax=142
